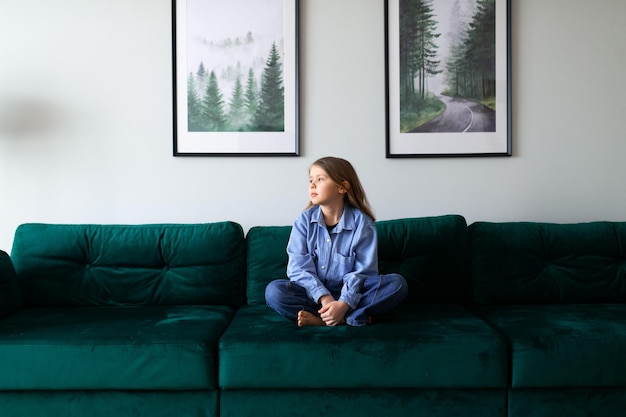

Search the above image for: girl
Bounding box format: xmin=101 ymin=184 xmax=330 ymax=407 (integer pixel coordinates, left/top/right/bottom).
xmin=265 ymin=156 xmax=408 ymax=327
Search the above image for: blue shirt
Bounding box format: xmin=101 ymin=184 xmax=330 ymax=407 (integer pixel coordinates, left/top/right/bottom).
xmin=286 ymin=204 xmax=379 ymax=309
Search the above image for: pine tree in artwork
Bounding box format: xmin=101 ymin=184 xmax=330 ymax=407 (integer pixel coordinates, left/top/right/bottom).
xmin=227 ymin=76 xmax=247 ymax=131
xmin=244 ymin=68 xmax=259 ymax=129
xmin=445 ymin=0 xmax=496 ymax=100
xmin=399 ymin=0 xmax=441 ymax=103
xmin=197 ymin=62 xmax=207 ymax=78
xmin=254 ymin=42 xmax=284 ymax=131
xmin=201 ymin=70 xmax=227 ymax=131
xmin=245 ymin=31 xmax=254 ymax=44
xmin=196 ymin=61 xmax=208 ymax=94
xmin=187 ymin=72 xmax=204 ymax=131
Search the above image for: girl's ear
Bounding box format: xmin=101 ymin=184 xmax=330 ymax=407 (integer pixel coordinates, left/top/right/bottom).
xmin=339 ymin=181 xmax=350 ymax=193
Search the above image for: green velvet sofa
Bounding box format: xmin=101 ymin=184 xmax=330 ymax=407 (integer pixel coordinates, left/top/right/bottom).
xmin=469 ymin=221 xmax=626 ymax=417
xmin=0 ymin=222 xmax=246 ymax=417
xmin=1 ymin=216 xmax=625 ymax=417
xmin=0 ymin=249 xmax=21 ymax=320
xmin=220 ymin=215 xmax=508 ymax=417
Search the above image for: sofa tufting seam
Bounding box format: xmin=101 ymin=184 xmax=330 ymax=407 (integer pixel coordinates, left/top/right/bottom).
xmin=157 ymin=230 xmax=167 ymax=269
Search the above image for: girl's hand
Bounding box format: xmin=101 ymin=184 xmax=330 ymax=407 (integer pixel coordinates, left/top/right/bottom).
xmin=318 ymin=301 xmax=350 ymax=326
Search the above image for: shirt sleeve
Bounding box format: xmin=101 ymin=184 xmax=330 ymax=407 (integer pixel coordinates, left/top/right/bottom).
xmin=338 ymin=216 xmax=379 ymax=309
xmin=286 ymin=213 xmax=331 ymax=303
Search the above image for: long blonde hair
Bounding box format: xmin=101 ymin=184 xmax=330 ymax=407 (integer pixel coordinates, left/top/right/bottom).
xmin=306 ymin=156 xmax=376 ymax=221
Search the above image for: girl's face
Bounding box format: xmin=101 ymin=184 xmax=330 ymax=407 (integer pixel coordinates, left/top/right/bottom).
xmin=308 ymin=164 xmax=346 ymax=207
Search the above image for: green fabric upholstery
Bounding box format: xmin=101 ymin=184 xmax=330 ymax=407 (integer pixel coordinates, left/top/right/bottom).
xmin=468 ymin=221 xmax=626 ymax=416
xmin=245 ymin=215 xmax=471 ymax=305
xmin=220 ymin=389 xmax=506 ymax=417
xmin=7 ymin=216 xmax=626 ymax=416
xmin=377 ymin=215 xmax=470 ymax=303
xmin=0 ymin=305 xmax=233 ymax=390
xmin=11 ymin=222 xmax=246 ymax=307
xmin=219 ymin=304 xmax=507 ymax=389
xmin=508 ymin=388 xmax=626 ymax=417
xmin=245 ymin=225 xmax=290 ymax=304
xmin=470 ymin=221 xmax=626 ymax=304
xmin=230 ymin=215 xmax=503 ymax=416
xmin=476 ymin=304 xmax=626 ymax=388
xmin=0 ymin=250 xmax=21 ymax=318
xmin=0 ymin=390 xmax=218 ymax=417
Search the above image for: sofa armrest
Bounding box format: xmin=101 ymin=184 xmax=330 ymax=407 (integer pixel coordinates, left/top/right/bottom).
xmin=0 ymin=249 xmax=21 ymax=318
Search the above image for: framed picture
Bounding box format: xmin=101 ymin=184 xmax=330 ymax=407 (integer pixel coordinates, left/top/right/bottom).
xmin=172 ymin=0 xmax=299 ymax=156
xmin=385 ymin=0 xmax=511 ymax=157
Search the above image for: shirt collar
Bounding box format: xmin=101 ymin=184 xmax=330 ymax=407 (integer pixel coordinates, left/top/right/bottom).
xmin=310 ymin=205 xmax=356 ymax=232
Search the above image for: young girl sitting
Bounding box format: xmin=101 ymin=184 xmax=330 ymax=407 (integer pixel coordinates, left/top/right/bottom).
xmin=265 ymin=156 xmax=408 ymax=327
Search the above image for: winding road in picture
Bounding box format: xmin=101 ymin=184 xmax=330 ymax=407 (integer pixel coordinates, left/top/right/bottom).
xmin=400 ymin=0 xmax=496 ymax=134
xmin=409 ymin=95 xmax=495 ymax=133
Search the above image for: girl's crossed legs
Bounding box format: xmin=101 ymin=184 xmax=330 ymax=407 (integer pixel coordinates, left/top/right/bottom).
xmin=265 ymin=273 xmax=408 ymax=327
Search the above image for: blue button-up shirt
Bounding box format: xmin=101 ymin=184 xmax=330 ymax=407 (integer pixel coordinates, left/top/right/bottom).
xmin=286 ymin=204 xmax=379 ymax=309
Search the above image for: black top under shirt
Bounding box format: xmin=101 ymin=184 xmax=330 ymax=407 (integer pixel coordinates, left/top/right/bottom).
xmin=326 ymin=224 xmax=338 ymax=233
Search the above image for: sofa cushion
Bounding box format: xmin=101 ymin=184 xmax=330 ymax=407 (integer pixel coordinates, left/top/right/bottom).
xmin=0 ymin=390 xmax=219 ymax=417
xmin=0 ymin=305 xmax=234 ymax=390
xmin=470 ymin=221 xmax=626 ymax=304
xmin=11 ymin=222 xmax=246 ymax=307
xmin=219 ymin=304 xmax=507 ymax=389
xmin=0 ymin=250 xmax=21 ymax=318
xmin=476 ymin=304 xmax=626 ymax=388
xmin=377 ymin=215 xmax=470 ymax=303
xmin=246 ymin=226 xmax=290 ymax=304
xmin=220 ymin=389 xmax=507 ymax=417
xmin=507 ymin=388 xmax=626 ymax=417
xmin=245 ymin=215 xmax=471 ymax=305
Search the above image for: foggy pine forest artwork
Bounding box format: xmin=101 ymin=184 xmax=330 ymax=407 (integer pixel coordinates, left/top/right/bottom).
xmin=186 ymin=0 xmax=285 ymax=133
xmin=400 ymin=0 xmax=496 ymax=134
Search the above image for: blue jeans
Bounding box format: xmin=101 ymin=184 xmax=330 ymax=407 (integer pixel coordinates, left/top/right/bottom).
xmin=265 ymin=274 xmax=408 ymax=326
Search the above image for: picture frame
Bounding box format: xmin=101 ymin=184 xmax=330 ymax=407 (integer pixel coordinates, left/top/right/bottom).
xmin=172 ymin=0 xmax=299 ymax=156
xmin=385 ymin=0 xmax=511 ymax=157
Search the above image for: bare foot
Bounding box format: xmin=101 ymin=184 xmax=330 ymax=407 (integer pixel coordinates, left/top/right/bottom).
xmin=297 ymin=310 xmax=326 ymax=327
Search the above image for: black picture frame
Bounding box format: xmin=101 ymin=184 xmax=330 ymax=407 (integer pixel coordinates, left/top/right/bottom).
xmin=172 ymin=0 xmax=299 ymax=156
xmin=385 ymin=0 xmax=511 ymax=157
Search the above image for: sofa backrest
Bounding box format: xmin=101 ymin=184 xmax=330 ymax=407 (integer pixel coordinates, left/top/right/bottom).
xmin=246 ymin=225 xmax=291 ymax=305
xmin=246 ymin=215 xmax=471 ymax=305
xmin=0 ymin=250 xmax=21 ymax=318
xmin=11 ymin=222 xmax=246 ymax=307
xmin=470 ymin=221 xmax=626 ymax=304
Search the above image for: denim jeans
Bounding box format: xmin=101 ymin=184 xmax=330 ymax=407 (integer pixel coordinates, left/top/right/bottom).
xmin=265 ymin=273 xmax=408 ymax=326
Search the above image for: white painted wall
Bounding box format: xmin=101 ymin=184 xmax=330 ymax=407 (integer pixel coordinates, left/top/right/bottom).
xmin=1 ymin=0 xmax=625 ymax=252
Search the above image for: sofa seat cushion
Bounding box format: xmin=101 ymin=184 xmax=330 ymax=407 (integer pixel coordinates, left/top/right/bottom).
xmin=0 ymin=390 xmax=219 ymax=417
xmin=507 ymin=388 xmax=626 ymax=417
xmin=220 ymin=389 xmax=507 ymax=417
xmin=219 ymin=304 xmax=507 ymax=389
xmin=475 ymin=304 xmax=626 ymax=388
xmin=0 ymin=305 xmax=234 ymax=390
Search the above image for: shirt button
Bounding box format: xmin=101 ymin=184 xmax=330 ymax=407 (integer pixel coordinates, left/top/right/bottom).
xmin=322 ymin=266 xmax=325 ymax=269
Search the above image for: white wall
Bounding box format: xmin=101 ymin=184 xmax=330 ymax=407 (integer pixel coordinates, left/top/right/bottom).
xmin=1 ymin=0 xmax=625 ymax=252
